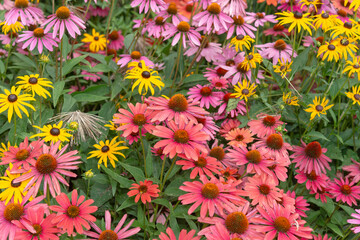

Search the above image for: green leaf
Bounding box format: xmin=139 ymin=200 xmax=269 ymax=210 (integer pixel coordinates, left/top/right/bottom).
xmin=152 ymin=198 xmax=174 ymax=212
xmin=12 ymin=53 xmax=37 ymax=68
xmin=124 ymin=34 xmax=135 ymax=50
xmin=226 ymin=98 xmax=240 ymax=112
xmin=111 ymin=76 xmax=124 ymax=100
xmin=100 ymin=165 xmax=133 ymax=188
xmin=0 ymin=59 xmax=5 ymax=73
xmin=118 ymin=162 xmax=145 ymax=182
xmin=62 ymin=54 xmax=88 ymax=75
xmin=52 ymin=81 xmax=65 ymax=107
xmin=117 ymin=197 xmax=136 ymax=211
xmin=182 ymin=74 xmax=207 ymax=84
xmin=341 ymin=205 xmax=356 ymax=216
xmin=307 ymin=130 xmax=329 ymax=141
xmin=328 ymin=223 xmax=344 ymax=237
xmin=292 ymin=47 xmax=310 ymax=73
xmin=62 ymin=94 xmax=77 ymax=112
xmin=143 ymin=139 xmax=153 ymax=177
xmin=73 ymin=94 xmax=108 ymax=102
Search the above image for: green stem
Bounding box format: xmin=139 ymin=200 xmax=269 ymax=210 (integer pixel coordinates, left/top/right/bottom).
xmin=169 ymin=34 xmax=183 ymax=95
xmin=352 ymin=114 xmax=356 ymax=152
xmin=13 ymin=116 xmax=16 ymax=144
xmin=139 ymin=128 xmax=148 ymax=178
xmin=60 ymin=38 xmax=63 ymax=81
xmin=84 ymin=0 xmax=92 ymax=17
xmin=159 ymin=155 xmax=167 ymax=184
xmin=324 ymin=202 xmax=341 ymax=225
xmin=86 ymin=179 xmax=90 ymax=199
xmin=160 ymin=155 xmax=177 ymax=191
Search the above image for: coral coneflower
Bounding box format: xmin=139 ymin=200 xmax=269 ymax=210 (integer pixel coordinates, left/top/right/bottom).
xmin=328 ymin=177 xmax=360 ymax=206
xmin=295 ymin=169 xmax=329 ymax=192
xmin=156 ymin=227 xmax=200 ymax=240
xmin=225 ymin=128 xmax=254 ymax=148
xmin=248 ymin=113 xmax=284 ymax=138
xmin=127 ymin=179 xmax=160 ymax=204
xmin=255 ymin=133 xmax=292 ymax=162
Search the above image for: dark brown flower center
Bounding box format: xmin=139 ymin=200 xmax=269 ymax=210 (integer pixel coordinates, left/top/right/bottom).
xmin=66 ymin=205 xmax=80 ymax=218
xmin=235 ymin=134 xmax=244 ymax=141
xmin=56 ymin=6 xmax=71 ymax=19
xmin=306 ymin=170 xmax=317 ymax=180
xmin=177 ymin=21 xmax=190 ymax=32
xmin=304 ymin=141 xmax=322 ymax=159
xmin=337 ymin=9 xmax=347 ymax=17
xmin=94 ymin=36 xmax=99 ymax=41
xmin=101 ymin=145 xmax=110 ymax=153
xmin=15 ymin=0 xmax=29 ymax=8
xmin=233 ymin=16 xmax=245 ymax=25
xmin=273 ymin=24 xmax=284 ymax=31
xmin=294 ymin=11 xmax=303 ymax=19
xmin=28 ymin=77 xmax=38 ymax=84
xmin=216 ymin=67 xmax=227 ymax=76
xmin=138 ymin=185 xmax=148 ymax=193
xmin=226 ymin=59 xmax=236 ymax=66
xmin=98 ymin=230 xmax=118 ymax=240
xmin=225 ymin=212 xmax=249 ymax=234
xmin=107 ymin=49 xmax=117 ymax=57
xmin=210 ymin=146 xmax=225 ymax=161
xmin=50 ymin=128 xmax=60 ymax=136
xmin=32 ymin=224 xmax=42 ymax=236
xmin=168 ymin=94 xmax=188 ymax=112
xmin=344 ymin=22 xmax=352 ymax=29
xmin=15 ymin=149 xmax=30 ymax=161
xmin=241 ymin=89 xmax=250 ymax=95
xmin=315 ymin=105 xmax=324 ymax=111
xmin=155 ymin=16 xmax=165 ymax=26
xmin=141 ymin=71 xmax=150 ymax=78
xmin=200 ymin=86 xmax=212 ymax=96
xmin=266 ymin=134 xmax=283 ymax=150
xmin=340 ymin=38 xmax=349 ymax=46
xmin=130 ymin=51 xmax=141 ymax=60
xmin=35 ymin=154 xmax=57 ymax=174
xmin=133 ymin=113 xmax=146 ymax=126
xmin=11 ymin=179 xmax=21 ymax=188
xmin=327 ymin=44 xmax=335 ymax=51
xmin=223 ymin=92 xmax=235 ymax=103
xmin=274 ymin=40 xmax=286 ymax=51
xmin=174 ymin=129 xmax=189 ymax=143
xmin=201 ymin=183 xmax=219 ymax=199
xmin=8 ymin=94 xmax=17 ymax=103
xmin=108 ymin=30 xmax=119 ymax=40
xmin=194 ymin=157 xmax=207 ymax=167
xmin=274 ymin=216 xmax=291 ymax=232
xmin=263 ymin=115 xmax=276 ymax=127
xmin=33 ymin=28 xmax=45 ymax=38
xmin=321 ymin=12 xmax=329 ymax=18
xmin=341 ymin=184 xmax=352 ymax=195
xmin=256 ymin=12 xmax=264 ymax=19
xmin=185 ymin=4 xmax=193 ymax=12
xmin=259 ymin=184 xmax=270 ymax=195
xmin=4 ymin=203 xmax=24 ymax=222
xmin=354 ymin=94 xmax=360 ymax=100
xmin=246 ymin=150 xmax=261 ymax=164
xmin=207 ymin=3 xmax=221 ymax=14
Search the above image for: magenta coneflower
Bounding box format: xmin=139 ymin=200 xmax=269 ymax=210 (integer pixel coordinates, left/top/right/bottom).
xmin=163 ymin=20 xmax=201 ymax=48
xmin=0 ymin=33 xmax=18 ymax=46
xmin=131 ymin=0 xmax=165 ymax=13
xmin=222 ymin=62 xmax=252 ymax=85
xmin=107 ymin=30 xmax=124 ymax=50
xmin=50 ymin=189 xmax=97 ymax=236
xmin=210 ymin=77 xmax=228 ymax=89
xmin=1 ymin=137 xmax=42 ymax=171
xmin=184 ymin=38 xmax=222 ymax=62
xmin=113 ymin=102 xmax=154 ymax=137
xmin=277 ymin=0 xmax=302 ymax=11
xmin=204 ymin=67 xmax=227 ymax=80
xmin=244 ymin=174 xmax=281 ymax=209
xmin=42 ymin=6 xmax=85 ymax=39
xmin=226 ymin=15 xmax=256 ymax=38
xmin=145 ymin=16 xmax=172 ymax=38
xmin=193 ymin=3 xmax=233 ymax=33
xmin=295 ymin=169 xmax=329 ymax=192
xmin=291 ymin=140 xmax=332 ymax=175
xmin=0 ymin=195 xmax=45 ymax=240
xmin=310 ymin=187 xmax=332 ymax=203
xmin=18 ymin=27 xmax=59 ymax=53
xmin=81 ymin=62 xmax=102 ymax=82
xmin=343 ymin=158 xmax=360 ymax=182
xmin=187 ymin=85 xmax=222 ymax=109
xmin=4 ymin=0 xmax=43 ymax=25
xmin=83 ymin=211 xmax=141 ymax=239
xmin=157 ymin=227 xmax=200 ymax=240
xmin=253 ymin=204 xmax=313 ymax=239
xmin=264 ymin=24 xmax=290 ymax=37
xmin=13 ymin=141 xmax=81 ymax=197
xmin=127 ymin=179 xmax=160 ymax=204
xmin=146 ymin=94 xmax=209 ymax=124
xmin=198 ymin=201 xmax=262 ymax=239
xmin=219 ymin=118 xmax=241 ymax=137
xmin=14 ymin=208 xmax=60 ymax=240
xmin=117 ymin=51 xmax=154 ymax=68
xmin=313 ymin=233 xmax=333 ymax=240
xmin=247 ymin=113 xmax=284 ymax=138
xmin=152 ymin=119 xmax=210 ymax=160
xmin=217 ymin=92 xmax=247 ymax=117
xmin=217 ymin=0 xmax=247 ymax=17
xmin=179 ymin=176 xmax=245 ymax=218
xmin=347 ymin=209 xmax=360 ymax=234
xmin=123 ymin=131 xmax=142 ymax=145
xmin=227 ymin=145 xmax=272 ymax=175
xmin=151 ymin=147 xmax=165 ymax=160
xmin=195 ymin=115 xmax=219 ymax=139
xmin=286 ymin=191 xmax=310 ymax=218
xmin=176 ymin=150 xmax=222 ymax=179
xmin=247 ymin=12 xmax=277 ymax=27
xmin=225 ymin=128 xmax=254 ymax=148
xmin=255 ymin=40 xmax=296 ymax=64
xmin=328 ymin=177 xmax=360 ymax=206
xmin=255 ymin=133 xmax=292 ymax=162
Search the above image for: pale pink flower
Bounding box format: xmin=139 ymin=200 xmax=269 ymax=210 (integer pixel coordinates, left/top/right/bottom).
xmin=131 ymin=0 xmax=165 ymax=13
xmin=5 ymin=2 xmax=43 ymax=25
xmin=246 ymin=12 xmax=277 ymax=27
xmin=255 ymin=40 xmax=296 ymax=65
xmin=187 ymin=85 xmax=222 ymax=109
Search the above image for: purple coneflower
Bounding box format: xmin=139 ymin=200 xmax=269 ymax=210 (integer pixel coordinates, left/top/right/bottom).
xmin=131 ymin=0 xmax=165 ymax=13
xmin=246 ymin=12 xmax=277 ymax=27
xmin=256 ymin=39 xmax=296 ymax=65
xmin=163 ymin=20 xmax=201 ymax=48
xmin=5 ymin=0 xmax=43 ymax=25
xmin=18 ymin=27 xmax=59 ymax=53
xmin=187 ymin=84 xmax=222 ymax=109
xmin=184 ymin=36 xmax=222 ymax=62
xmin=226 ymin=15 xmax=256 ymax=38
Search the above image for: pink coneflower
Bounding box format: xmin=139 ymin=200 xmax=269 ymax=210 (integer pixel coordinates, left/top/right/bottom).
xmin=343 ymin=158 xmax=360 ymax=182
xmin=0 ymin=33 xmax=18 ymax=46
xmin=332 ymin=0 xmax=353 ymax=15
xmin=146 ymin=94 xmax=209 ymax=124
xmin=291 ymin=140 xmax=332 ymax=175
xmin=348 ymin=209 xmax=360 ymax=233
xmin=14 ymin=208 xmax=60 ymax=240
xmin=263 ymin=23 xmax=290 ymax=37
xmin=210 ymin=77 xmax=228 ymax=89
xmin=256 ymin=39 xmax=296 ymax=65
xmin=163 ymin=20 xmax=201 ymax=48
xmin=217 ymin=0 xmax=247 ymax=17
xmin=158 ymin=2 xmax=188 ymax=24
xmin=176 ymin=150 xmax=222 ymax=179
xmin=179 ymin=176 xmax=245 ymax=218
xmin=68 ymin=85 xmax=85 ymax=94
xmin=217 ymin=92 xmax=247 ymax=117
xmin=247 ymin=113 xmax=284 ymax=138
xmin=117 ymin=51 xmax=154 ymax=68
xmin=87 ymin=6 xmax=110 ymax=18
xmin=220 ymin=118 xmax=241 ymax=137
xmin=204 ymin=67 xmax=228 ymax=80
xmin=123 ymin=131 xmax=143 ymax=145
xmin=156 ymin=227 xmax=200 ymax=240
xmin=222 ymin=62 xmax=252 ymax=85
xmin=310 ymin=187 xmax=332 ymax=203
xmin=131 ymin=0 xmax=165 ymax=13
xmin=42 ymin=6 xmax=85 ymax=39
xmin=13 ymin=141 xmax=81 ymax=197
xmin=313 ymin=233 xmax=332 ymax=240
xmin=227 ymin=145 xmax=272 ymax=175
xmin=0 ymin=195 xmax=45 ymax=240
xmin=198 ymin=201 xmax=262 ymax=239
xmin=295 ymin=169 xmax=329 ymax=192
xmin=226 ymin=15 xmax=256 ymax=38
xmin=18 ymin=27 xmax=59 ymax=53
xmin=113 ymin=102 xmax=154 ymax=137
xmin=0 ymin=49 xmax=8 ymax=58
xmin=275 ymin=190 xmax=296 ymax=213
xmin=267 ymin=157 xmax=289 ymax=184
xmin=215 ymin=44 xmax=243 ymax=68
xmin=244 ymin=174 xmax=281 ymax=209
xmin=253 ymin=204 xmax=313 ymax=239
xmin=152 ymin=119 xmax=210 ymax=160
xmin=81 ymin=62 xmax=102 ymax=82
xmin=187 ymin=85 xmax=222 ymax=109
xmin=83 ymin=211 xmax=141 ymax=239
xmin=128 ymin=179 xmax=160 ymax=204
xmin=277 ymin=0 xmax=302 ymax=11
xmin=225 ymin=128 xmax=254 ymax=148
xmin=50 ymin=189 xmax=97 ymax=236
xmin=194 ymin=115 xmax=219 ymax=139
xmin=0 ymin=0 xmax=14 ymax=11
xmin=184 ymin=37 xmax=222 ymax=62
xmin=193 ymin=3 xmax=233 ymax=33
xmin=208 ymin=140 xmax=230 ymax=164
xmin=1 ymin=137 xmax=42 ymax=171
xmin=247 ymin=12 xmax=277 ymax=27
xmin=107 ymin=30 xmax=124 ymax=50
xmin=328 ymin=177 xmax=360 ymax=206
xmin=151 ymin=147 xmax=165 ymax=160
xmin=286 ymin=190 xmax=310 ymax=218
xmin=4 ymin=0 xmax=43 ymax=25
xmin=255 ymin=133 xmax=292 ymax=162
xmin=145 ymin=16 xmax=172 ymax=38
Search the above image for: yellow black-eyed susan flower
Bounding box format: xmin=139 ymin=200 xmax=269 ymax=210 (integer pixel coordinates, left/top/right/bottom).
xmin=16 ymin=74 xmax=53 ymax=99
xmin=243 ymin=51 xmax=262 ymax=69
xmin=304 ymin=96 xmax=333 ymax=120
xmin=329 ymin=20 xmax=360 ymax=38
xmin=333 ymin=37 xmax=358 ymax=60
xmin=0 ymin=21 xmax=23 ymax=34
xmin=31 ymin=121 xmax=72 ymax=144
xmin=232 ymin=79 xmax=257 ymax=102
xmin=81 ymin=28 xmax=108 ymax=53
xmin=312 ymin=11 xmax=341 ymax=31
xmin=274 ymin=58 xmax=293 ymax=78
xmin=346 ymin=85 xmax=360 ymax=105
xmin=276 ymin=11 xmax=313 ymax=35
xmin=229 ymin=34 xmax=255 ymax=52
xmin=317 ymin=41 xmax=341 ymax=62
xmin=343 ymin=57 xmax=360 ymax=78
xmin=282 ymin=92 xmax=299 ymax=106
